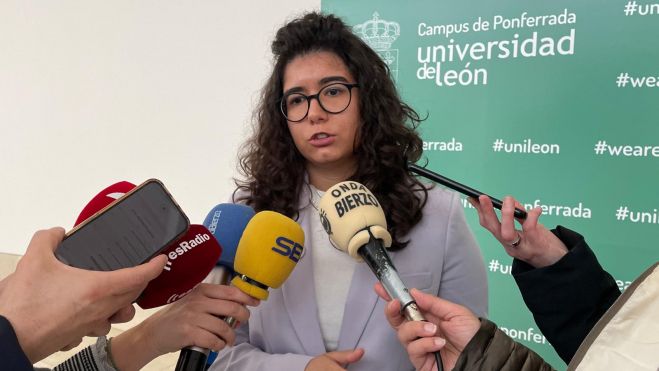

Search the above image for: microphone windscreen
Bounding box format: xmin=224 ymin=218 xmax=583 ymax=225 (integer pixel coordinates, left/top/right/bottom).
xmin=318 ymin=181 xmax=392 ymax=259
xmin=202 ymin=203 xmax=255 ymax=269
xmin=231 ymin=211 xmax=304 ymax=300
xmin=137 ymin=224 xmax=222 ymax=309
xmin=74 ymin=181 xmax=136 ymax=226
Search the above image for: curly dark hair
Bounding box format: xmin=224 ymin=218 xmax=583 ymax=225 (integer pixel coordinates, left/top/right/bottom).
xmin=235 ymin=12 xmax=428 ymax=250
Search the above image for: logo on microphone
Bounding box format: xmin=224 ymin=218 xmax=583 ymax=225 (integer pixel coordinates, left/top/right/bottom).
xmin=209 ymin=210 xmax=221 ymax=234
xmin=319 ymin=209 xmax=332 ymax=236
xmin=164 ymin=233 xmax=211 ymax=270
xmin=271 ymin=236 xmax=304 ymax=262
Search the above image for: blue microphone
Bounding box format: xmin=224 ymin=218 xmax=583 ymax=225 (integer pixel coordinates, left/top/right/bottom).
xmin=204 ymin=203 xmax=256 ymax=272
xmin=175 ymin=203 xmax=255 ymax=371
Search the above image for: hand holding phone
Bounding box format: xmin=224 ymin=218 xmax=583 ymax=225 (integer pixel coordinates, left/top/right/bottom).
xmin=56 ymin=179 xmax=190 ymax=271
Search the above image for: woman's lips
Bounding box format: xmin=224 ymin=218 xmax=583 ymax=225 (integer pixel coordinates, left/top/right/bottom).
xmin=309 ymin=133 xmax=335 ymax=147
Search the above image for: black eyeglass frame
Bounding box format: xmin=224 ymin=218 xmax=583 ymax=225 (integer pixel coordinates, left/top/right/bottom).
xmin=279 ymin=82 xmax=359 ymax=123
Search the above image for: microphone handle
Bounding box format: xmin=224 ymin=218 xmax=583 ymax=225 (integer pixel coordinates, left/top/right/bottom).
xmin=174 ymin=266 xmax=235 ymax=371
xmin=358 ymin=236 xmax=419 ymax=314
xmin=175 ymin=348 xmax=209 ymax=371
xmin=358 ymin=235 xmax=444 ymax=371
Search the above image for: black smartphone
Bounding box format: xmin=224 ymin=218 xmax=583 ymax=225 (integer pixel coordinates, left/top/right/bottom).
xmin=56 ymin=179 xmax=190 ymax=271
xmin=408 ymin=163 xmax=528 ymax=219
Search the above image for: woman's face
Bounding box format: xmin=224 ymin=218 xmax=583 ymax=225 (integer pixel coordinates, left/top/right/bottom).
xmin=282 ymin=51 xmax=361 ymax=171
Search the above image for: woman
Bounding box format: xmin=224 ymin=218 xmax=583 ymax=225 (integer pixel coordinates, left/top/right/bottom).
xmin=212 ymin=12 xmax=488 ymax=371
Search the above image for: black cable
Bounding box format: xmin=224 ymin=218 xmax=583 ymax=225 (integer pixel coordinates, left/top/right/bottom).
xmin=434 ymin=350 xmax=444 ymax=371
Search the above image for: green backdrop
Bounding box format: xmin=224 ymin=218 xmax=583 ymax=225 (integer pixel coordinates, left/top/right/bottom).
xmin=322 ymin=0 xmax=659 ymax=369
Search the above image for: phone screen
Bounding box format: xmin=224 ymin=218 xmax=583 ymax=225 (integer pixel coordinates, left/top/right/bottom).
xmin=56 ymin=179 xmax=189 ymax=271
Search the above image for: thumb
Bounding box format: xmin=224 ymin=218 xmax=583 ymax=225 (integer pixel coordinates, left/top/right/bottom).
xmin=106 ymin=254 xmax=167 ymax=295
xmin=26 ymin=227 xmax=66 ymax=256
xmin=326 ymin=348 xmax=365 ymax=365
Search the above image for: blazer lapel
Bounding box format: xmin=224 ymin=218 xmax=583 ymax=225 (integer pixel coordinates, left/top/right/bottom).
xmin=336 ymin=261 xmax=380 ymax=351
xmin=281 ymin=201 xmax=326 ymax=356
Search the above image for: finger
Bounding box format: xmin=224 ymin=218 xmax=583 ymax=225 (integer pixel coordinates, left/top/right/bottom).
xmin=26 ymin=227 xmax=66 ymax=257
xmin=60 ymin=338 xmax=83 ymax=351
xmin=406 ymin=337 xmax=446 ymax=362
xmin=200 ymin=284 xmax=259 ymax=307
xmin=205 ymin=300 xmax=251 ymax=323
xmin=383 ymin=299 xmax=404 ymax=328
xmin=374 ymin=282 xmax=392 ymax=301
xmin=411 ymin=288 xmax=471 ymax=320
xmin=106 ymin=254 xmax=168 ymax=296
xmin=467 ymin=197 xmax=487 ymax=227
xmin=194 ymin=329 xmax=228 ymax=352
xmin=500 ymin=196 xmax=518 ymax=242
xmin=109 ymin=305 xmax=136 ymax=324
xmin=476 ymin=195 xmax=502 ymax=234
xmin=397 ymin=320 xmax=437 ymax=345
xmin=87 ymin=320 xmax=112 ymax=337
xmin=196 ymin=312 xmax=237 ymax=346
xmin=326 ymin=348 xmax=365 ymax=365
xmin=522 ymin=207 xmax=542 ymax=230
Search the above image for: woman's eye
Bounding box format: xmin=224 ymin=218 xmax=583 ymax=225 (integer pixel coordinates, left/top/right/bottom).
xmin=288 ymin=95 xmax=305 ymax=106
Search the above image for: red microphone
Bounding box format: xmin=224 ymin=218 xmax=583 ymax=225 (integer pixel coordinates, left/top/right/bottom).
xmin=74 ymin=181 xmax=136 ymax=227
xmin=137 ymin=224 xmax=221 ymax=309
xmin=74 ymin=182 xmax=221 ymax=308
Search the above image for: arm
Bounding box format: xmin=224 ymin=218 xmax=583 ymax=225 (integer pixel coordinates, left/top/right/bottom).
xmin=470 ymin=195 xmax=621 ymax=363
xmin=453 ymin=319 xmax=556 ymax=371
xmin=376 ymin=286 xmax=555 ymax=371
xmin=0 ymin=315 xmax=32 ymax=371
xmin=512 ymin=226 xmax=620 ymax=363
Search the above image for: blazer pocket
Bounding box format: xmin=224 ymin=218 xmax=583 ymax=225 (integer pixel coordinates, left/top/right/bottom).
xmin=399 ymin=272 xmax=432 ymax=291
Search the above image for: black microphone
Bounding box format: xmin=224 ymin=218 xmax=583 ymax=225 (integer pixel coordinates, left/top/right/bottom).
xmin=408 ymin=162 xmax=527 ymax=219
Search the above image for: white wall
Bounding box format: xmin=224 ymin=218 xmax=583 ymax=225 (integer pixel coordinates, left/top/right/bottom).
xmin=0 ymin=1 xmax=320 ymax=254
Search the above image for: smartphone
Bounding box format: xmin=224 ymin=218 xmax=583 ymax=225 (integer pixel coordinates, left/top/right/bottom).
xmin=56 ymin=179 xmax=190 ymax=271
xmin=408 ymin=163 xmax=528 ymax=219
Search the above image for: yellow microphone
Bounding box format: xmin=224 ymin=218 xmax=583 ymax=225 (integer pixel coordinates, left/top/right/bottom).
xmin=318 ymin=181 xmax=423 ymax=321
xmin=175 ymin=210 xmax=304 ymax=371
xmin=231 ymin=210 xmax=305 ymax=300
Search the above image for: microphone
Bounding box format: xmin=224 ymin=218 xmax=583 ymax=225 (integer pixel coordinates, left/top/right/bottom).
xmin=230 ymin=210 xmax=304 ymax=300
xmin=205 ymin=203 xmax=255 ymax=284
xmin=408 ymin=162 xmax=527 ymax=219
xmin=136 ymin=224 xmax=222 ymax=309
xmin=74 ymin=181 xmax=136 ymax=226
xmin=175 ymin=204 xmax=254 ymax=371
xmin=318 ymin=181 xmax=444 ymax=371
xmin=176 ymin=210 xmax=304 ymax=371
xmin=73 ymin=183 xmax=222 ymax=309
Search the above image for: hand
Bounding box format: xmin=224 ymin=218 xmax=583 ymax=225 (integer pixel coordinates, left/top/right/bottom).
xmin=305 ymin=348 xmax=364 ymax=371
xmin=375 ymin=284 xmax=480 ymax=371
xmin=110 ymin=283 xmax=260 ymax=370
xmin=0 ymin=227 xmax=167 ymax=362
xmin=468 ymin=195 xmax=568 ymax=268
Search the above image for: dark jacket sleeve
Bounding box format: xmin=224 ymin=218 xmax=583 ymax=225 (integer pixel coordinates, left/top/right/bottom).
xmin=453 ymin=318 xmax=555 ymax=371
xmin=512 ymin=226 xmax=621 ymax=363
xmin=0 ymin=315 xmax=33 ymax=371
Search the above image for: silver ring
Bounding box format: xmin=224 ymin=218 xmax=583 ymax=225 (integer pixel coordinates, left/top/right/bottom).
xmin=510 ymin=233 xmax=521 ymax=247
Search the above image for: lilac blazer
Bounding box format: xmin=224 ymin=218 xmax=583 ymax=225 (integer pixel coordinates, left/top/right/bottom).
xmin=210 ymin=186 xmax=488 ymax=371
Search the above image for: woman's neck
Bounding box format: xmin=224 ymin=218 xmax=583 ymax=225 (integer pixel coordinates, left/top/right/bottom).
xmin=306 ymin=161 xmax=357 ymax=191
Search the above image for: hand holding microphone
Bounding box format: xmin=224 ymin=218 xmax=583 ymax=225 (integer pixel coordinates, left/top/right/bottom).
xmin=318 ymin=181 xmax=444 ymax=371
xmin=175 ymin=209 xmax=305 ymax=371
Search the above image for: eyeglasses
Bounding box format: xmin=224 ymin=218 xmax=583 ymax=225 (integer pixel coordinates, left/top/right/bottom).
xmin=280 ymin=82 xmax=359 ymax=122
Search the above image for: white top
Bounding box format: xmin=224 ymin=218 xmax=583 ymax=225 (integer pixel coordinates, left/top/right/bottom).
xmin=309 ymin=185 xmax=358 ymax=352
